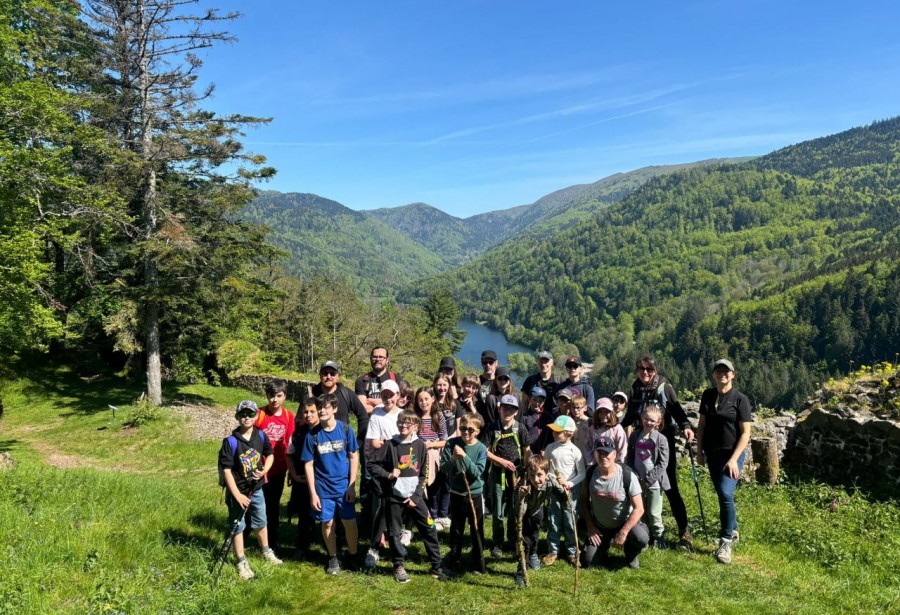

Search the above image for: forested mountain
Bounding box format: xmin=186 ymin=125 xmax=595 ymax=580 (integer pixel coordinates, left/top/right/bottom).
xmin=241 ymin=193 xmax=445 ymax=296
xmin=405 ymin=118 xmax=900 ymax=408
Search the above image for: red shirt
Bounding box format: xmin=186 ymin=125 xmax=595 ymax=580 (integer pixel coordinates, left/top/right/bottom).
xmin=256 ymin=406 xmax=295 ymax=476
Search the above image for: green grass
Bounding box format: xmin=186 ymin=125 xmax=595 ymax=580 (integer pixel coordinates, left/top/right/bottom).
xmin=1 ymin=368 xmax=899 ymax=614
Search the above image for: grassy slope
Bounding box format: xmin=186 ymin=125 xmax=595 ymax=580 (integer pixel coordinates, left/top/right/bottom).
xmin=1 ymin=369 xmax=898 ymax=614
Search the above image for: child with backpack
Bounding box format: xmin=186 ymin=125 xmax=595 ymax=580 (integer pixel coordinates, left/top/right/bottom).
xmin=589 ymin=397 xmax=628 ymax=464
xmin=218 ymin=400 xmax=282 ymax=581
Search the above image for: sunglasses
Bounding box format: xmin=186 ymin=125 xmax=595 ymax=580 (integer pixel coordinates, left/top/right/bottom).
xmin=496 ymin=376 xmax=510 ymax=381
xmin=460 ymin=427 xmax=478 ymax=434
xmin=565 ymin=364 xmax=580 ymax=369
xmin=638 ymin=366 xmax=655 ymax=373
xmin=237 ymin=412 xmax=257 ymax=419
xmin=321 ymin=371 xmax=338 ymax=378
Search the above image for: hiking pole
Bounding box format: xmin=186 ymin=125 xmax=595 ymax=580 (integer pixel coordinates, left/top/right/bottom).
xmin=212 ymin=505 xmax=249 ymax=583
xmin=548 ymin=459 xmax=578 ymax=597
xmin=459 ymin=460 xmax=486 ymax=574
xmin=686 ymin=442 xmax=710 ymax=544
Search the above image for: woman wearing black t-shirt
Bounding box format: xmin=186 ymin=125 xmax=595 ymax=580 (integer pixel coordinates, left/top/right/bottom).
xmin=695 ymin=358 xmax=752 ymax=565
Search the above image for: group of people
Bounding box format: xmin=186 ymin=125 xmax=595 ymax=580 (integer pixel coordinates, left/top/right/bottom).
xmin=217 ymin=347 xmax=752 ymax=585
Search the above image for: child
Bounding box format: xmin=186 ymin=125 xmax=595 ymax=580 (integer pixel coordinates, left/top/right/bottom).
xmin=513 ymin=455 xmax=551 ymax=588
xmin=590 ymin=397 xmax=628 ymax=464
xmin=286 ymin=397 xmax=319 ymax=557
xmin=569 ymin=395 xmax=592 ymax=464
xmin=485 ymin=394 xmax=531 ymax=557
xmin=625 ymin=402 xmax=670 ymax=548
xmin=432 ymin=374 xmax=462 ymax=530
xmin=370 ymin=410 xmax=450 ymax=582
xmin=458 ymin=373 xmax=482 ymax=419
xmin=543 ymin=415 xmax=586 ymax=566
xmin=521 ymin=386 xmax=549 ymax=456
xmin=218 ymin=400 xmax=282 ymax=581
xmin=439 ymin=412 xmax=488 ymax=573
xmin=413 ymin=386 xmax=448 ymax=521
xmin=254 ymin=378 xmax=295 ymax=551
xmin=300 ymin=393 xmax=360 ymax=575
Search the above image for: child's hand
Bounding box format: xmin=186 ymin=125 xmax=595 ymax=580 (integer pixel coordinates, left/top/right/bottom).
xmin=344 ymin=485 xmax=356 ymax=504
xmin=389 ymin=468 xmax=401 ymax=480
xmin=498 ymin=459 xmax=516 ymax=472
xmin=235 ymin=492 xmax=251 ymax=509
xmin=311 ymin=494 xmax=322 ymax=512
xmin=453 ymin=445 xmax=465 ymax=458
xmin=404 ymin=498 xmax=417 ymax=509
xmin=251 ymin=469 xmax=265 ymax=481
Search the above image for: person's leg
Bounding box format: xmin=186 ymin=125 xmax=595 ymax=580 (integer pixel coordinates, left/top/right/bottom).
xmin=294 ymin=484 xmax=314 ymax=551
xmin=490 ymin=471 xmax=505 ymax=551
xmin=448 ymin=493 xmax=466 ymax=561
xmin=322 ymin=520 xmax=337 ymax=556
xmin=623 ymin=521 xmax=651 ymax=564
xmin=708 ymin=450 xmax=744 ymax=539
xmin=386 ymin=498 xmax=407 ymax=567
xmin=262 ymin=474 xmax=286 ymax=549
xmin=410 ymin=495 xmax=443 ymax=571
xmin=523 ymin=508 xmax=543 ymax=557
xmin=226 ymin=494 xmax=247 ymax=560
xmin=339 ymin=499 xmax=359 ymax=556
xmin=438 ymin=472 xmax=452 ymax=518
xmin=582 ymin=527 xmax=614 ymax=568
xmin=471 ymin=493 xmax=485 ymax=571
xmin=562 ymin=492 xmax=578 ymax=559
xmin=545 ymin=494 xmax=562 ymax=557
xmin=664 ymin=431 xmax=690 ymax=536
xmin=645 ymin=488 xmax=665 ymax=541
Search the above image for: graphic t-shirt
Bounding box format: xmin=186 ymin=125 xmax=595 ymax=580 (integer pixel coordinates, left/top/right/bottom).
xmin=300 ymin=422 xmax=358 ymax=499
xmin=355 ymin=371 xmax=401 ymax=400
xmin=390 ymin=436 xmax=426 ymax=499
xmin=634 ymin=433 xmax=661 ymax=489
xmin=256 ymin=407 xmax=294 ymax=476
xmin=588 ymin=465 xmax=641 ymax=528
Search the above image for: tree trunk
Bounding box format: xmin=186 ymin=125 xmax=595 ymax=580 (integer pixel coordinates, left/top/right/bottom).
xmin=145 ymin=298 xmax=162 ymax=405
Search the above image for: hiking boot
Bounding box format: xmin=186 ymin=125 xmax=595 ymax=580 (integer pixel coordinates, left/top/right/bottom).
xmin=491 ymin=545 xmax=504 ymax=558
xmin=261 ymin=548 xmax=283 ymax=565
xmin=527 ymin=553 xmax=541 ymax=570
xmin=627 ymin=556 xmax=640 ymax=570
xmin=236 ymin=558 xmax=255 ymax=581
xmin=677 ymin=528 xmax=694 ymax=551
xmin=393 ymin=564 xmax=410 ymax=583
xmin=565 ymin=553 xmax=578 ymax=566
xmin=363 ymin=548 xmax=379 ymax=573
xmin=345 ymin=552 xmax=363 ymax=572
xmin=541 ymin=553 xmax=558 ymax=566
xmin=515 ymin=570 xmax=526 ymax=588
xmin=326 ymin=555 xmax=341 ymax=575
xmin=399 ymin=529 xmax=412 ymax=547
xmin=715 ymin=538 xmax=733 ymax=564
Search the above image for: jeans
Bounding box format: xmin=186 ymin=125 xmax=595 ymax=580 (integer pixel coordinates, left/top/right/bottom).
xmin=547 ymin=490 xmax=579 ymax=557
xmin=582 ymin=521 xmax=649 ymax=567
xmin=706 ymin=449 xmax=746 ymax=540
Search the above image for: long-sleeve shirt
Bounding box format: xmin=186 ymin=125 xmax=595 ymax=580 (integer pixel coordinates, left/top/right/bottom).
xmin=545 ymin=440 xmax=586 ymax=490
xmin=440 ymin=437 xmax=488 ymax=495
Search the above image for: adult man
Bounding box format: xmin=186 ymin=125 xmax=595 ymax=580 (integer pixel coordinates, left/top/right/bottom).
xmin=355 ymin=346 xmax=402 ymax=413
xmin=521 ymin=351 xmax=561 ymax=409
xmin=580 ymin=436 xmax=649 ymax=569
xmin=621 ymin=355 xmax=695 ymax=549
xmin=312 ymin=361 xmax=369 ymax=444
xmin=479 ymin=350 xmax=498 ymax=401
xmin=557 ymin=357 xmax=595 ymax=412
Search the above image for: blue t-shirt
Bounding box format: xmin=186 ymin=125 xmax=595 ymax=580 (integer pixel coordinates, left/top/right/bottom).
xmin=300 ymin=422 xmax=359 ymax=499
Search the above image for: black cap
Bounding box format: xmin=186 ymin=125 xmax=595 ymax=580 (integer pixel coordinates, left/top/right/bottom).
xmin=565 ymin=356 xmax=582 ymax=367
xmin=495 ymin=366 xmax=511 ymax=378
xmin=439 ymin=357 xmax=456 ymax=370
xmin=481 ymin=350 xmax=498 ymax=362
xmin=320 ymin=360 xmax=340 ymax=373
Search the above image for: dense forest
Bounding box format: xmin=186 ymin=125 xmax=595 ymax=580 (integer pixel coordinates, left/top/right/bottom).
xmin=406 ymin=119 xmax=900 ymax=408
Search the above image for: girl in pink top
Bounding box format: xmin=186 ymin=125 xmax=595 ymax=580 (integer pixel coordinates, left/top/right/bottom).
xmin=588 ymin=397 xmax=628 ymax=464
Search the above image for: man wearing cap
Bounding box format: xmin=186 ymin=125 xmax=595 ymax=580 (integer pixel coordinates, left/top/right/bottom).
xmin=580 ymin=435 xmax=649 ymax=570
xmin=621 ymin=355 xmax=695 ymax=549
xmin=522 ymin=351 xmax=561 ymax=410
xmin=557 ymin=357 xmax=595 ymax=413
xmin=355 ymin=346 xmax=402 ymax=413
xmin=479 ymin=350 xmax=498 ymax=401
xmin=696 ymin=359 xmax=752 ymax=565
xmin=484 ymin=393 xmax=531 ymax=557
xmin=312 ymin=361 xmax=370 ymax=444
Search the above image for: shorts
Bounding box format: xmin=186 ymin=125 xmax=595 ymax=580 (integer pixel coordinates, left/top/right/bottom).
xmin=313 ymin=496 xmax=357 ymax=522
xmin=227 ymin=488 xmax=267 ymax=535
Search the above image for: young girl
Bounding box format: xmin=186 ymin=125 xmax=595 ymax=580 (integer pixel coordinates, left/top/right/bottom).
xmin=413 ymin=387 xmax=448 ymax=521
xmin=437 ymin=357 xmax=463 ymax=400
xmin=432 ymin=374 xmax=463 ymax=530
xmin=589 ymin=397 xmax=628 ymax=464
xmin=625 ymin=403 xmax=670 ymax=548
xmin=370 ymin=410 xmax=449 ymax=582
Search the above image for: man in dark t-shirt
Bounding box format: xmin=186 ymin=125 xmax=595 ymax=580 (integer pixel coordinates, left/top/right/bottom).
xmin=522 ymin=350 xmax=561 ymax=411
xmin=355 ymin=346 xmax=402 ymax=413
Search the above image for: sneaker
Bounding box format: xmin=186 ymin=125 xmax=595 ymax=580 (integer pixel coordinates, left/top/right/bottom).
xmin=541 ymin=553 xmax=558 ymax=566
xmin=431 ymin=567 xmax=452 ymax=581
xmin=715 ymin=538 xmax=733 ymax=564
xmin=527 ymin=554 xmax=541 ymax=570
xmin=627 ymin=556 xmax=640 ymax=570
xmin=437 ymin=517 xmax=452 ymax=532
xmin=394 ymin=564 xmax=410 ymax=583
xmin=515 ymin=570 xmax=526 ymax=588
xmin=491 ymin=545 xmax=504 ymax=558
xmin=653 ymin=537 xmax=667 ymax=550
xmin=236 ymin=558 xmax=255 ymax=581
xmin=363 ymin=548 xmax=379 ymax=572
xmin=326 ymin=556 xmax=341 ymax=575
xmin=565 ymin=553 xmax=578 ymax=566
xmin=399 ymin=529 xmax=412 ymax=547
xmin=261 ymin=548 xmax=283 ymax=565
xmin=731 ymin=530 xmax=740 ymax=544
xmin=677 ymin=528 xmax=694 ymax=551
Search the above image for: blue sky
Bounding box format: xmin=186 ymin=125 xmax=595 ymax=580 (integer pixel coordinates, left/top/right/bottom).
xmin=199 ymin=0 xmax=900 ymax=218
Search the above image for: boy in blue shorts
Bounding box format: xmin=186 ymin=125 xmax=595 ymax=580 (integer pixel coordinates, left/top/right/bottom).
xmin=301 ymin=393 xmax=360 ymax=575
xmin=219 ymin=400 xmax=282 ymax=581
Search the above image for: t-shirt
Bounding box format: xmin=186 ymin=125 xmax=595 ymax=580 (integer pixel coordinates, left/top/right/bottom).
xmin=354 ymin=370 xmax=401 ymax=400
xmin=218 ymin=426 xmax=273 ymax=494
xmin=419 ymin=414 xmax=448 ymax=443
xmin=699 ymin=387 xmax=752 ymax=452
xmin=255 ymin=407 xmax=294 ymax=476
xmin=486 ymin=421 xmax=530 ymax=466
xmin=546 ymin=439 xmax=586 ymax=489
xmin=366 ymin=407 xmax=401 ymax=442
xmin=587 ymin=464 xmax=641 ymax=528
xmin=389 ymin=436 xmax=426 ymax=499
xmin=300 ymin=422 xmax=358 ymax=499
xmin=438 ymin=400 xmax=464 ymax=437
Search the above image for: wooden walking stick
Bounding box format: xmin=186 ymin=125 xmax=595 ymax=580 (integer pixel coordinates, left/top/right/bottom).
xmin=549 ymin=459 xmax=579 ymax=596
xmin=459 ymin=459 xmax=486 ymax=573
xmin=515 ymin=480 xmax=529 ymax=587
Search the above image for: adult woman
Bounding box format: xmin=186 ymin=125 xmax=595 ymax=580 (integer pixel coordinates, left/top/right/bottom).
xmin=695 ymin=359 xmax=752 ymax=565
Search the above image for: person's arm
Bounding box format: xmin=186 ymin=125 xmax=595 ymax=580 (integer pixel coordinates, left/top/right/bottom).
xmin=665 ymin=383 xmax=694 ymax=442
xmin=487 ymin=449 xmax=516 ymax=472
xmin=346 ymin=450 xmax=359 ymax=503
xmin=222 ymin=468 xmax=249 ymax=508
xmin=580 ymin=479 xmax=601 ymax=546
xmin=696 ymin=414 xmax=707 ymax=465
xmin=727 ymin=422 xmax=752 ymax=479
xmin=350 ymin=394 xmax=370 ymax=443
xmin=614 ymin=491 xmax=644 ymax=548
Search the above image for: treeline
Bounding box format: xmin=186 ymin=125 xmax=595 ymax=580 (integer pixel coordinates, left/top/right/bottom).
xmin=406 ymin=119 xmax=900 ymax=408
xmin=0 ymin=1 xmax=459 ymax=398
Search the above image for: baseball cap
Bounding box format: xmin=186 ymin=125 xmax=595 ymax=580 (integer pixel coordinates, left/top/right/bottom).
xmin=235 ymin=400 xmax=259 ymax=418
xmin=565 ymin=356 xmax=582 ymax=367
xmin=555 ymin=387 xmax=575 ymax=400
xmin=611 ymin=391 xmax=628 ymax=403
xmin=439 ymin=357 xmax=456 ymax=370
xmin=531 ymin=386 xmax=547 ymax=399
xmin=593 ymin=435 xmax=616 ymax=454
xmin=537 ymin=351 xmax=553 ymax=361
xmin=499 ymin=394 xmax=519 ymax=409
xmin=548 ymin=415 xmax=577 ymax=433
xmin=596 ymin=397 xmax=614 ymax=412
xmin=481 ymin=350 xmax=498 ymax=362
xmin=495 ymin=366 xmax=511 ymax=379
xmin=380 ymin=380 xmax=400 ymax=395
xmin=320 ymin=360 xmax=340 ymax=374
xmin=713 ymin=358 xmax=735 ymax=372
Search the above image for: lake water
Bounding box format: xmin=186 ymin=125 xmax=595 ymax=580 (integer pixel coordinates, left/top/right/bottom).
xmin=455 ymin=319 xmax=534 ymax=386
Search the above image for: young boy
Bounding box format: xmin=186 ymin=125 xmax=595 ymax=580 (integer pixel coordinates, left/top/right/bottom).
xmin=625 ymin=402 xmax=670 ymax=548
xmin=569 ymin=395 xmax=592 ymax=464
xmin=522 ymin=386 xmax=548 ymax=456
xmin=286 ymin=397 xmax=319 ymax=557
xmin=543 ymin=415 xmax=586 ymax=566
xmin=458 ymin=373 xmax=482 ymax=418
xmin=300 ymin=393 xmax=360 ymax=575
xmin=370 ymin=410 xmax=449 ymax=582
xmin=439 ymin=412 xmax=488 ymax=573
xmin=513 ymin=455 xmax=551 ymax=588
xmin=485 ymin=394 xmax=531 ymax=557
xmin=218 ymin=400 xmax=283 ymax=581
xmin=254 ymin=379 xmax=295 ymax=551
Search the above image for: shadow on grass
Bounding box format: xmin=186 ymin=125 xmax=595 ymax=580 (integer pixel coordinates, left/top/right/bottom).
xmin=0 ymin=438 xmax=19 ymax=453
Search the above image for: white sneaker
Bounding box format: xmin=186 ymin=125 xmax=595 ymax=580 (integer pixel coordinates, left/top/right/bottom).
xmin=715 ymin=538 xmax=733 ymax=564
xmin=437 ymin=517 xmax=452 ymax=532
xmin=236 ymin=558 xmax=255 ymax=580
xmin=399 ymin=529 xmax=412 ymax=547
xmin=261 ymin=548 xmax=283 ymax=565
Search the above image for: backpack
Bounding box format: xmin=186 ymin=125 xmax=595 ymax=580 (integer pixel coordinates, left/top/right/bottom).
xmin=218 ymin=429 xmax=268 ymax=487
